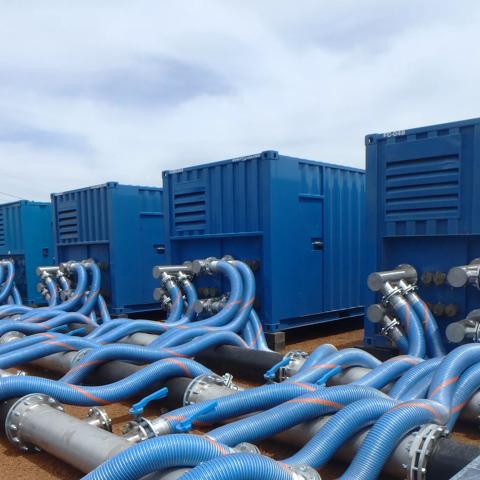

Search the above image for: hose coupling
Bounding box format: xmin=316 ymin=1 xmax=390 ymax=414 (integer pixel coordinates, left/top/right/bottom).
xmin=278 ymin=350 xmax=308 ymax=382
xmin=288 ymin=465 xmax=322 ymax=480
xmin=192 ymin=257 xmax=218 ymax=275
xmin=233 ymin=442 xmax=261 ymax=454
xmin=83 ymin=407 xmax=112 ymax=432
xmin=0 ymin=331 xmax=25 ymax=344
xmin=122 ymin=417 xmax=158 ymax=442
xmin=0 ymin=368 xmax=25 ymax=377
xmin=5 ymin=394 xmax=64 ymax=452
xmin=408 ymin=423 xmax=448 ymax=480
xmin=448 ymin=259 xmax=480 ymax=289
xmin=183 ymin=373 xmax=238 ymax=405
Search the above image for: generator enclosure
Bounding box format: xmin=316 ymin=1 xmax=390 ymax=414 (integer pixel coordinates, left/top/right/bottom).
xmin=52 ymin=182 xmax=166 ymax=314
xmin=163 ymin=150 xmax=365 ymax=332
xmin=0 ymin=200 xmax=53 ymax=305
xmin=365 ymin=117 xmax=480 ymax=349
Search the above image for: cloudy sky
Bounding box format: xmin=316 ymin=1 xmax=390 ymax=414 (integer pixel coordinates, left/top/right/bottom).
xmin=1 ymin=1 xmax=479 ymax=201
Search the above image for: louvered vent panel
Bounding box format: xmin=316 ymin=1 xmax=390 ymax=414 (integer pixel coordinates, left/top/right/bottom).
xmin=57 ymin=206 xmax=79 ymax=242
xmin=0 ymin=210 xmax=4 ymax=247
xmin=173 ymin=187 xmax=207 ymax=234
xmin=385 ymin=155 xmax=460 ymax=221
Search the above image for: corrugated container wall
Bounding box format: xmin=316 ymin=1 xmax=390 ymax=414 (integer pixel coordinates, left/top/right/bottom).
xmin=52 ymin=182 xmax=166 ymax=314
xmin=0 ymin=200 xmax=53 ymax=305
xmin=365 ymin=117 xmax=480 ymax=350
xmin=163 ymin=150 xmax=365 ymax=332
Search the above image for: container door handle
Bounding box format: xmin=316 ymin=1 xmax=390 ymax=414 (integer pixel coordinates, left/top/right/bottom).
xmin=312 ymin=239 xmax=324 ymax=250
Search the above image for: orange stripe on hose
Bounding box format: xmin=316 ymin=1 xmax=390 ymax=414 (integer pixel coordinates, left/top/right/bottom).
xmin=430 ymin=376 xmax=459 ymax=398
xmin=203 ymin=437 xmax=230 ymax=455
xmin=389 ymin=401 xmax=442 ymax=421
xmin=43 ymin=341 xmax=77 ymax=351
xmin=248 ymin=323 xmax=263 ymax=348
xmin=68 ymin=384 xmax=109 ymax=405
xmin=288 ymin=397 xmax=343 ymax=409
xmin=67 ymin=360 xmax=104 ymax=374
xmin=451 ymin=401 xmax=468 ymax=413
xmin=241 ymin=298 xmax=255 ymax=310
xmin=286 ymin=381 xmax=317 ymax=392
xmin=404 ymin=303 xmax=410 ymax=333
xmin=164 ymin=358 xmax=191 ymax=377
xmin=311 ymin=363 xmax=338 ymax=370
xmin=423 ymin=302 xmax=429 ymax=333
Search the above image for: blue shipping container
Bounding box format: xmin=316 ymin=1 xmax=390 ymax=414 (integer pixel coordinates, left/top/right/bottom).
xmin=163 ymin=150 xmax=365 ymax=332
xmin=52 ymin=182 xmax=166 ymax=314
xmin=365 ymin=117 xmax=480 ymax=349
xmin=0 ymin=200 xmax=53 ymax=305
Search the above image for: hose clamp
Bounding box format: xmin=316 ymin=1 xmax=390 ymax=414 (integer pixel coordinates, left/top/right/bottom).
xmin=0 ymin=331 xmax=25 ymax=344
xmin=183 ymin=373 xmax=238 ymax=406
xmin=6 ymin=394 xmax=64 ymax=452
xmin=278 ymin=351 xmax=308 ymax=382
xmin=233 ymin=442 xmax=261 ymax=454
xmin=408 ymin=423 xmax=448 ymax=480
xmin=288 ymin=465 xmax=322 ymax=480
xmin=122 ymin=417 xmax=157 ymax=442
xmin=400 ymin=282 xmax=418 ymax=295
xmin=70 ymin=348 xmax=93 ymax=366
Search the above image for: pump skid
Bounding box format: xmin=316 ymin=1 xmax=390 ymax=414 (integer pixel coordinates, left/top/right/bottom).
xmin=365 ymin=117 xmax=480 ymax=350
xmin=163 ymin=150 xmax=366 ymax=332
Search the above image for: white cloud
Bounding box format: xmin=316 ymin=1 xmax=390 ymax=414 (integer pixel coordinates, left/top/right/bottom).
xmin=0 ymin=0 xmax=479 ymax=201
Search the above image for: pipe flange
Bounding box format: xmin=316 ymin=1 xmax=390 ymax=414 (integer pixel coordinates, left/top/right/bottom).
xmin=288 ymin=464 xmax=322 ymax=480
xmin=122 ymin=417 xmax=156 ymax=441
xmin=381 ymin=286 xmax=403 ymax=306
xmin=381 ymin=317 xmax=400 ymax=337
xmin=84 ymin=407 xmax=112 ymax=432
xmin=278 ymin=350 xmax=308 ymax=382
xmin=408 ymin=423 xmax=448 ymax=480
xmin=233 ymin=442 xmax=261 ymax=454
xmin=6 ymin=394 xmax=64 ymax=452
xmin=183 ymin=373 xmax=238 ymax=405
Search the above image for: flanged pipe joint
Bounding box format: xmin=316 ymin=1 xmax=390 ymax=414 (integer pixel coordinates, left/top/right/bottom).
xmin=6 ymin=394 xmax=64 ymax=452
xmin=367 ymin=304 xmax=405 ymax=345
xmin=447 ymin=259 xmax=480 ymax=289
xmin=446 ymin=309 xmax=480 ymax=344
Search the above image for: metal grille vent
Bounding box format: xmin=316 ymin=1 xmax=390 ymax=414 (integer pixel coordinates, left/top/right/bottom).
xmin=173 ymin=187 xmax=207 ymax=233
xmin=57 ymin=206 xmax=79 ymax=242
xmin=0 ymin=210 xmax=4 ymax=247
xmin=385 ymin=154 xmax=460 ymax=221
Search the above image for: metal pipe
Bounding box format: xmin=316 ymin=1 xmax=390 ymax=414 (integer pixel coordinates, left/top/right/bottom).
xmin=368 ymin=264 xmax=418 ymax=292
xmin=447 ymin=259 xmax=480 ymax=288
xmin=36 ymin=266 xmax=60 ymax=276
xmin=152 ymin=264 xmax=193 ymax=279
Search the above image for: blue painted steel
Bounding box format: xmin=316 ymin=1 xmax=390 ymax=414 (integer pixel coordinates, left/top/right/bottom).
xmin=52 ymin=182 xmax=165 ymax=314
xmin=0 ymin=200 xmax=53 ymax=305
xmin=163 ymin=150 xmax=365 ymax=332
xmin=365 ymin=117 xmax=480 ymax=350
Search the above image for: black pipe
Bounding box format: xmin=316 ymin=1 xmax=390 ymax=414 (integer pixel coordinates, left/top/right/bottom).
xmin=195 ymin=346 xmax=282 ymax=382
xmin=426 ymin=437 xmax=480 ymax=480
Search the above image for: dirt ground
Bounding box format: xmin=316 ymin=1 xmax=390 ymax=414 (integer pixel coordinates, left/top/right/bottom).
xmin=0 ymin=318 xmax=478 ymax=479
